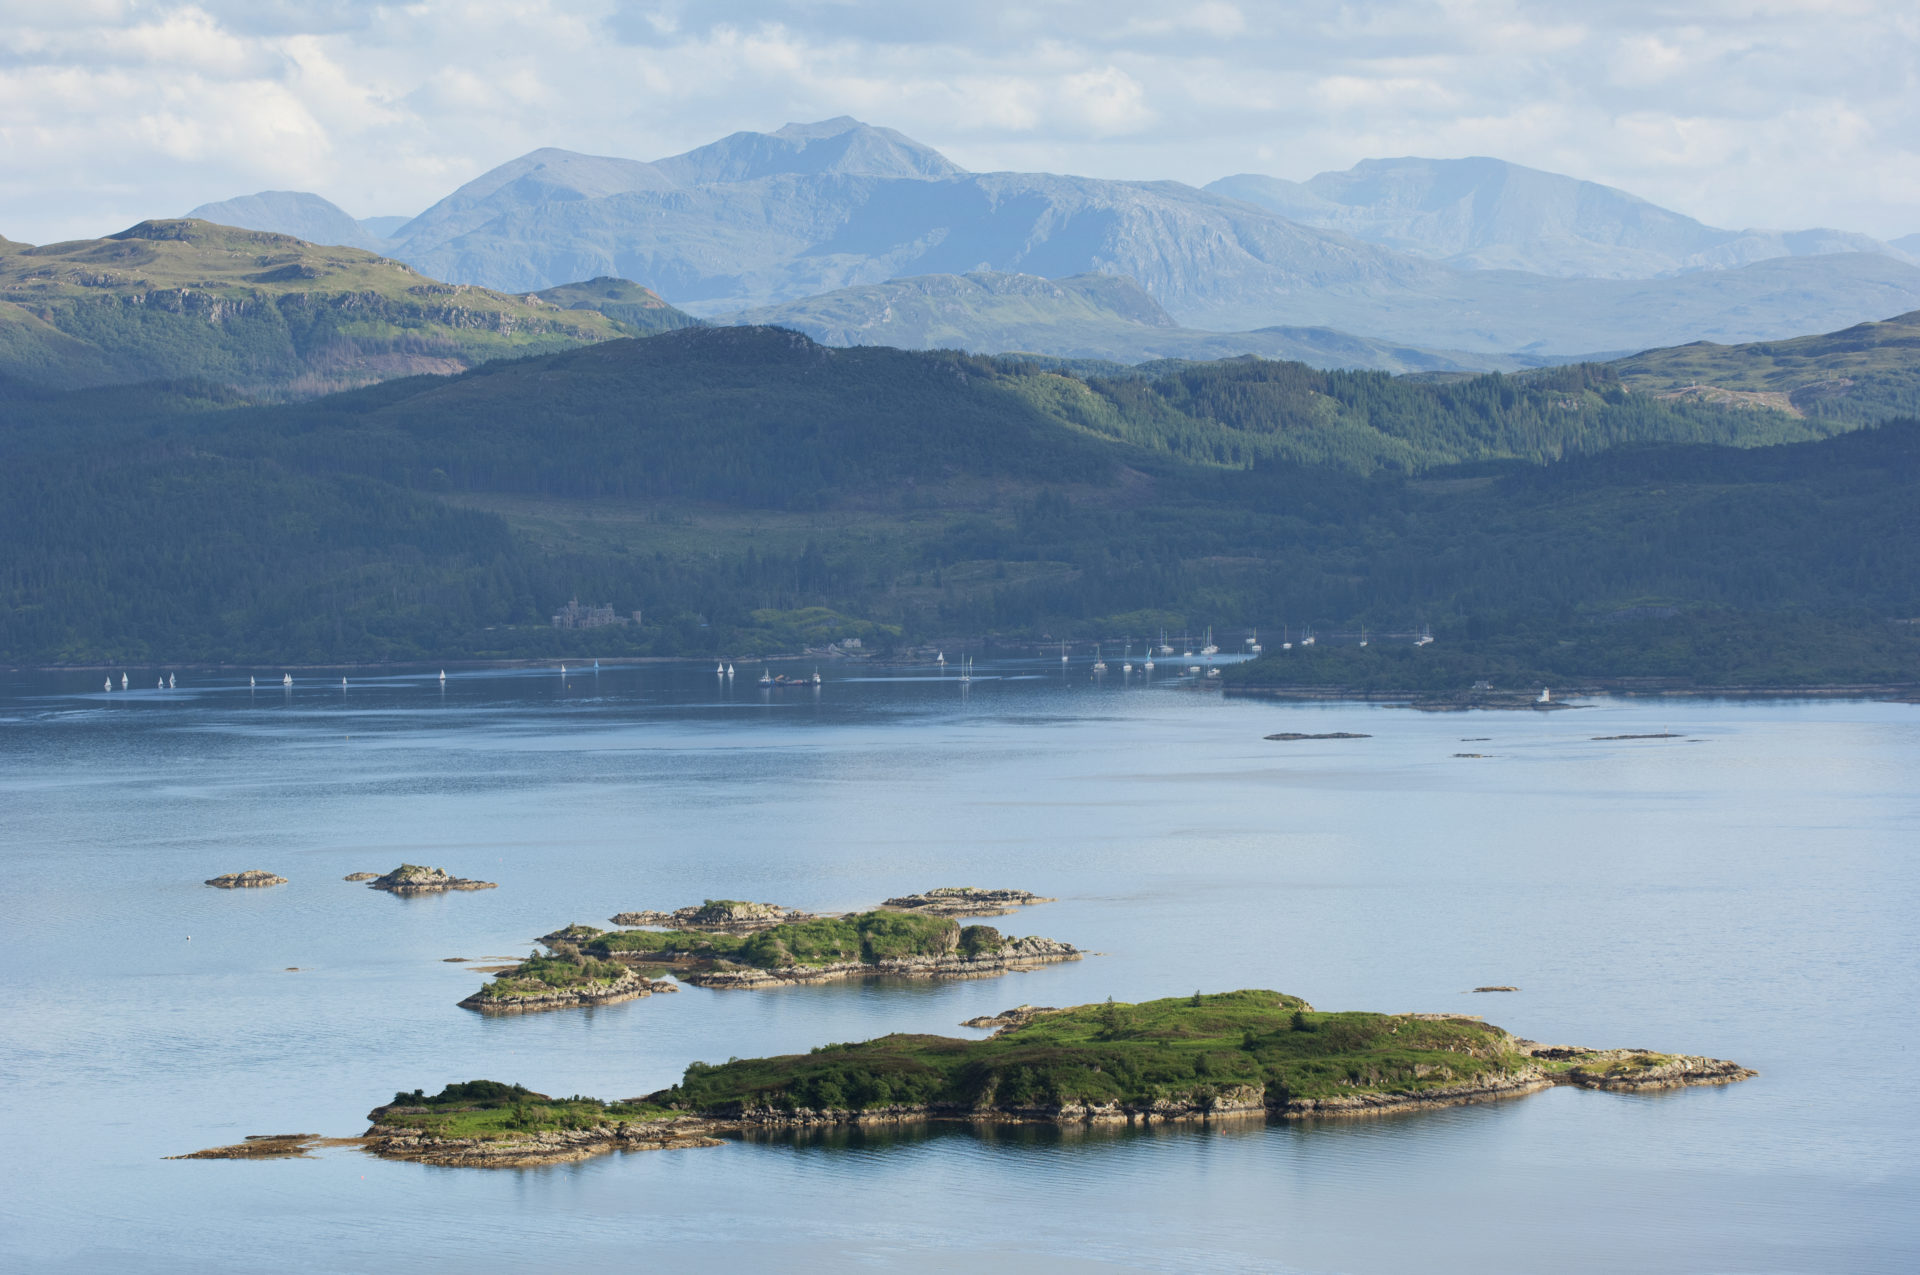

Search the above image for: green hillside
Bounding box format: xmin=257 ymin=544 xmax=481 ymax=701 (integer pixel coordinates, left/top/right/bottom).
xmin=1611 ymin=310 xmax=1920 ymax=426
xmin=0 ymin=220 xmax=691 ymax=396
xmin=2 ymin=327 xmax=1916 ymax=674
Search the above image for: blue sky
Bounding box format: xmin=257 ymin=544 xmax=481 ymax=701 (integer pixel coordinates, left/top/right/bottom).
xmin=1 ymin=0 xmax=1914 ymax=243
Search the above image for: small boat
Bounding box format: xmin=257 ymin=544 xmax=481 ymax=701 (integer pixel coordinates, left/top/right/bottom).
xmin=1202 ymin=627 xmax=1218 ymax=656
xmin=341 ymin=677 xmax=348 ymax=688
xmin=1092 ymin=645 xmax=1108 ymax=674
xmin=716 ymin=662 xmax=725 ymax=676
xmin=1188 ymin=664 xmax=1202 ymax=675
xmin=1207 ymin=667 xmax=1221 ymax=678
xmin=936 ymin=651 xmax=946 ymax=665
xmin=1143 ymin=653 xmax=1155 ymax=670
xmin=812 ymin=669 xmax=822 ymax=685
xmin=1415 ymin=627 xmax=1434 ymax=647
xmin=157 ymin=678 xmax=164 ymax=689
xmin=1123 ymin=662 xmax=1133 ymax=673
xmin=1301 ymin=630 xmax=1315 ymax=647
xmin=169 ymin=673 xmax=176 ymax=688
xmin=1538 ymin=687 xmax=1551 ymax=703
xmin=758 ymin=668 xmax=773 ymax=686
xmin=959 ymin=656 xmax=972 ymax=684
xmin=120 ymin=673 xmax=128 ymax=689
xmin=1247 ymin=631 xmax=1262 ymax=654
xmin=250 ymin=675 xmax=256 ymax=688
xmin=560 ymin=663 xmax=567 ymax=674
xmin=727 ymin=663 xmax=735 ymax=678
xmin=283 ymin=674 xmax=292 ymax=686
xmin=1359 ymin=628 xmax=1369 ymax=648
xmin=104 ymin=678 xmax=111 ymax=692
xmin=1060 ymin=641 xmax=1069 ymax=663
xmin=439 ymin=670 xmax=446 ymax=682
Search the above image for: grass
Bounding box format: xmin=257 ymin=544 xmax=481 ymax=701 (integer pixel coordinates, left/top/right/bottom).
xmin=375 ymin=1081 xmax=671 ymax=1137
xmin=652 ymin=990 xmax=1527 ymax=1115
xmin=581 ymin=911 xmax=973 ymax=970
xmin=473 ymin=951 xmax=631 ymax=1000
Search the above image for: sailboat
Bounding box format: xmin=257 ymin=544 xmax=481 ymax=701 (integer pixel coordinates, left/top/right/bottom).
xmin=1247 ymin=631 xmax=1262 ymax=654
xmin=959 ymin=656 xmax=972 ymax=684
xmin=1301 ymin=630 xmax=1315 ymax=647
xmin=1142 ymin=650 xmax=1155 ymax=671
xmin=1060 ymin=641 xmax=1069 ymax=663
xmin=812 ymin=668 xmax=822 ymax=685
xmin=121 ymin=673 xmax=128 ymax=689
xmin=1201 ymin=627 xmax=1218 ymax=656
xmin=758 ymin=667 xmax=773 ymax=686
xmin=104 ymin=678 xmax=111 ymax=692
xmin=1157 ymin=630 xmax=1173 ymax=656
xmin=1092 ymin=645 xmax=1108 ymax=674
xmin=1358 ymin=628 xmax=1369 ymax=648
xmin=1415 ymin=627 xmax=1434 ymax=647
xmin=716 ymin=662 xmax=725 ymax=676
xmin=439 ymin=669 xmax=446 ymax=682
xmin=727 ymin=663 xmax=735 ymax=678
xmin=250 ymin=676 xmax=256 ymax=688
xmin=936 ymin=651 xmax=946 ymax=665
xmin=283 ymin=673 xmax=292 ymax=686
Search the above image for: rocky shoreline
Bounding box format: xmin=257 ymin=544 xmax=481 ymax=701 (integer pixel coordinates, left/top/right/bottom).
xmin=205 ymin=870 xmax=286 ymax=888
xmin=367 ymin=864 xmax=496 ymax=894
xmin=681 ymin=936 xmax=1081 ymax=989
xmin=458 ymin=970 xmax=678 ymax=1015
xmin=880 ymin=887 xmax=1054 ymax=917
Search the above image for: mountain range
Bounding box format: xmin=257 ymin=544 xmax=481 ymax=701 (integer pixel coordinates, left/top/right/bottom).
xmin=183 ymin=117 xmax=1920 ymax=358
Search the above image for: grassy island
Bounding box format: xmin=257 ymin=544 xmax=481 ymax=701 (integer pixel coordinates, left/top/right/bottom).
xmin=459 ymin=951 xmax=675 ymax=1014
xmin=362 ymin=991 xmax=1753 ymax=1165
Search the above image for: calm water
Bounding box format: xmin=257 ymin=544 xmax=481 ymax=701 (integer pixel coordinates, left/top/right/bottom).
xmin=2 ymin=662 xmax=1916 ymax=1273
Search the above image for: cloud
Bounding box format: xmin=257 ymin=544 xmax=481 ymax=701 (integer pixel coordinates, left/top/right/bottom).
xmin=0 ymin=0 xmax=1913 ymax=243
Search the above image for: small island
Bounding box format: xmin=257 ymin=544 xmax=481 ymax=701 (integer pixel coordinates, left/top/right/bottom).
xmin=343 ymin=872 xmax=379 ymax=882
xmin=608 ymin=900 xmax=814 ymax=931
xmin=205 ymin=870 xmax=287 ymax=889
xmin=880 ymin=887 xmax=1055 ymax=916
xmin=1264 ymin=732 xmax=1371 ymax=741
xmin=349 ymin=990 xmax=1753 ymax=1167
xmin=367 ymin=864 xmax=497 ymax=894
xmin=464 ymin=910 xmax=1080 ymax=1009
xmin=459 ymin=951 xmax=678 ymax=1015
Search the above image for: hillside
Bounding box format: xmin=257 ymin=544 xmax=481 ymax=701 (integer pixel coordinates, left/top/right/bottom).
xmin=1609 ymin=310 xmax=1920 ymax=426
xmin=203 ymin=119 xmax=1920 ymax=355
xmin=0 ymin=220 xmax=691 ymax=395
xmin=1209 ymin=158 xmax=1905 ymax=279
xmin=184 ymin=190 xmax=392 ymax=252
xmin=723 ymin=271 xmax=1532 ymax=372
xmin=4 ymin=326 xmax=1912 ymax=669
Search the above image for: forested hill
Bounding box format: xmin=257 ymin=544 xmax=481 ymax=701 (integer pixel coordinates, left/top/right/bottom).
xmin=136 ymin=325 xmax=1846 ymax=513
xmin=0 ymin=220 xmax=694 ymax=397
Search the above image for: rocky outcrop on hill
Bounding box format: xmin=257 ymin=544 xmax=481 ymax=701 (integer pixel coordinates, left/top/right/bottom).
xmin=609 ymin=900 xmax=813 ymax=931
xmin=881 ymin=887 xmax=1054 ymax=916
xmin=960 ymin=1004 xmax=1064 ymax=1034
xmin=368 ymin=864 xmax=496 ymax=894
xmin=685 ymin=935 xmax=1080 ymax=989
xmin=205 ymin=870 xmax=287 ymax=888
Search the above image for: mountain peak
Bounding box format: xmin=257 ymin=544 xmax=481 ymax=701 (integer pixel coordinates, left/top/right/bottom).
xmin=184 ymin=190 xmax=384 ymax=251
xmin=653 ymin=117 xmax=963 ymax=185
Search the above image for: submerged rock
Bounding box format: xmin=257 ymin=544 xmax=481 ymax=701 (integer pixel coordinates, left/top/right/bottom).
xmin=343 ymin=872 xmax=379 ymax=882
xmin=367 ymin=864 xmax=496 ymax=894
xmin=205 ymin=870 xmax=287 ymax=889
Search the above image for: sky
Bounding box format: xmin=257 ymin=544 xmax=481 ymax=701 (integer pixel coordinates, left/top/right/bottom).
xmin=1 ymin=0 xmax=1916 ymax=245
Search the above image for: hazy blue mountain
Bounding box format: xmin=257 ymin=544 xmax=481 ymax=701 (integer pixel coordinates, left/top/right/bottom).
xmin=724 ymin=270 xmax=1534 ymax=372
xmin=357 ymin=215 xmax=411 ymax=239
xmin=1893 ymin=234 xmax=1920 ymax=256
xmin=199 ymin=119 xmax=1920 ymax=355
xmin=185 ymin=190 xmax=386 ymax=251
xmin=651 ymin=116 xmax=964 ymax=185
xmin=1208 ymin=158 xmax=1904 ymax=278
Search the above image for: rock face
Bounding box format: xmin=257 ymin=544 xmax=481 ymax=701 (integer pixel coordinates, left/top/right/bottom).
xmin=459 ymin=972 xmax=677 ymax=1015
xmin=609 ymin=900 xmax=813 ymax=932
xmin=684 ymin=935 xmax=1080 ymax=989
xmin=367 ymin=864 xmax=496 ymax=894
xmin=880 ymin=888 xmax=1055 ymax=917
xmin=205 ymin=870 xmax=287 ymax=888
xmin=960 ymin=1004 xmax=1063 ymax=1034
